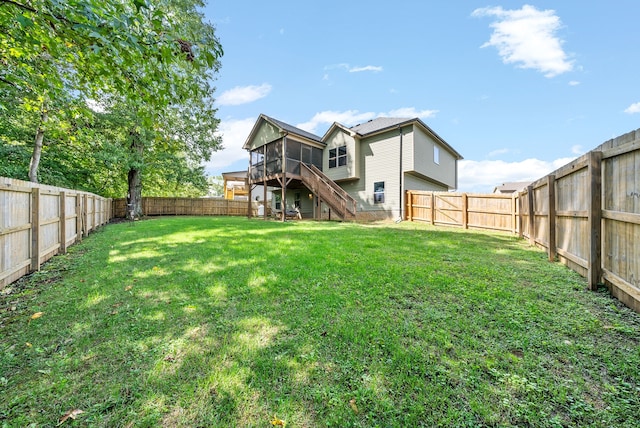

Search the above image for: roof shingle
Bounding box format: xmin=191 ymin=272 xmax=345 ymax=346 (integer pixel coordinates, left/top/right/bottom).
xmin=349 ymin=117 xmax=411 ymax=135
xmin=263 ymin=115 xmax=322 ymax=142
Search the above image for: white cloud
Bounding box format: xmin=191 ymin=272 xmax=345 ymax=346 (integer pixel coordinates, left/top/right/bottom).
xmin=349 ymin=65 xmax=383 ymax=73
xmin=324 ymin=63 xmax=383 ymax=73
xmin=217 ymin=84 xmax=272 ymax=106
xmin=385 ymin=108 xmax=438 ymax=119
xmin=202 ymin=118 xmax=255 ymax=172
xmin=297 ymin=110 xmax=377 ymax=133
xmin=488 ymin=148 xmax=510 ymax=157
xmin=458 ymin=157 xmax=575 ymax=193
xmin=624 ymin=102 xmax=640 ymax=114
xmin=473 ymin=5 xmax=574 ymax=77
xmin=297 ymin=107 xmax=439 ymax=134
xmin=85 ymin=99 xmax=106 ymax=113
xmin=569 ymin=80 xmax=580 ymax=86
xmin=571 ymin=144 xmax=584 ymax=155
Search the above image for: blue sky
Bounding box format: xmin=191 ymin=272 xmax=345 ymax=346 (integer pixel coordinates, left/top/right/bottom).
xmin=202 ymin=1 xmax=640 ymax=192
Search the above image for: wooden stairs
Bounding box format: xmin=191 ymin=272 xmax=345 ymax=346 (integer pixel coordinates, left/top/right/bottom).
xmin=300 ymin=164 xmax=357 ymax=221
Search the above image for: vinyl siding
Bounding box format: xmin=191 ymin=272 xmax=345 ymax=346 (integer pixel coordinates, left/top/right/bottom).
xmin=323 ymin=128 xmax=359 ymax=180
xmin=271 ymin=188 xmax=314 ymax=218
xmin=246 ymin=121 xmax=280 ymax=151
xmin=336 ymin=130 xmax=403 ymax=218
xmin=412 ymin=127 xmax=457 ymax=188
xmin=404 ymin=173 xmax=448 ymax=192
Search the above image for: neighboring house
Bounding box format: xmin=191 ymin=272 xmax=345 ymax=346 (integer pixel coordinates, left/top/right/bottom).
xmin=242 ymin=114 xmax=463 ymax=221
xmin=221 ymin=170 xmax=272 ymax=204
xmin=221 ymin=171 xmax=249 ymax=200
xmin=493 ymin=182 xmax=531 ymax=194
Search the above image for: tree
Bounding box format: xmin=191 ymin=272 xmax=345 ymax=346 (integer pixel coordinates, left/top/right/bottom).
xmin=207 ymin=175 xmax=224 ymax=197
xmin=0 ymin=0 xmax=223 ymax=214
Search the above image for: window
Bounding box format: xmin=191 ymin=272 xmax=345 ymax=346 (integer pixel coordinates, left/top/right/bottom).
xmin=275 ymin=194 xmax=282 ymax=210
xmin=294 ymin=192 xmax=301 ymax=208
xmin=374 ymin=181 xmax=385 ymax=204
xmin=434 ymin=145 xmax=440 ymax=165
xmin=329 ymin=145 xmax=347 ymax=168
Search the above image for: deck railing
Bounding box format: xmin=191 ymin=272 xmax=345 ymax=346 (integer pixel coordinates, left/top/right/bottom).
xmin=300 ymin=163 xmax=357 ymax=220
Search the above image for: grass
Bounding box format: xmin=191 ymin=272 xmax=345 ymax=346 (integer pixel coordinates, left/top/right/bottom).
xmin=1 ymin=216 xmax=639 ymax=427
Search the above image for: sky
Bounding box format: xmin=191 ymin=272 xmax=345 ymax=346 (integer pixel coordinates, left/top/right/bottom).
xmin=201 ymin=1 xmax=640 ymax=193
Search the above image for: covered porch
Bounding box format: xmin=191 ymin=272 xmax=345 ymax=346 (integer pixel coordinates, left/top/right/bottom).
xmin=247 ymin=135 xmax=324 ymax=220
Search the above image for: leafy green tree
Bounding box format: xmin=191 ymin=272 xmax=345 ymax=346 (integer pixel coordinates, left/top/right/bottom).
xmin=0 ymin=0 xmax=223 ymax=216
xmin=207 ymin=175 xmax=224 ymax=197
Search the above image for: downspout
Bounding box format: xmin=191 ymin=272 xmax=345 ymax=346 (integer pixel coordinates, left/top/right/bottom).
xmin=398 ymin=126 xmax=403 ymax=222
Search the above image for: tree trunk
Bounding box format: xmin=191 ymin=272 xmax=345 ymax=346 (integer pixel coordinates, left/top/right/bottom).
xmin=126 ymin=130 xmax=144 ymax=219
xmin=28 ymin=109 xmax=48 ymax=183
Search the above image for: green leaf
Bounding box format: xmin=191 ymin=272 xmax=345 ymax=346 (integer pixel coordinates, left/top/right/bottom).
xmin=16 ymin=14 xmax=34 ymax=28
xmin=133 ymin=0 xmax=147 ymax=12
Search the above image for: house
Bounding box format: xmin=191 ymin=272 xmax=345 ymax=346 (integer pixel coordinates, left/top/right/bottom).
xmin=493 ymin=182 xmax=531 ymax=194
xmin=242 ymin=114 xmax=463 ymax=221
xmin=221 ymin=171 xmax=250 ymax=200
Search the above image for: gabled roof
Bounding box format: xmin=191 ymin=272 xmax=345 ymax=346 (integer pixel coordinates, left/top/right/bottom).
xmin=243 ymin=114 xmax=323 ymax=150
xmin=346 ymin=117 xmax=464 ymax=160
xmin=349 ymin=117 xmax=411 ymax=135
xmin=221 ymin=170 xmax=248 ymax=180
xmin=263 ymin=115 xmax=323 ymax=143
xmin=321 ymin=121 xmax=357 ymax=140
xmin=493 ymin=181 xmax=531 ymax=193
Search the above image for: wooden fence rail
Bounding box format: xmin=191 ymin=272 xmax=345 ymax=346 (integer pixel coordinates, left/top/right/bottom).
xmin=406 ymin=128 xmax=640 ymax=312
xmin=111 ymin=197 xmax=259 ymax=218
xmin=1 ymin=177 xmax=112 ymax=288
xmin=406 ymin=191 xmax=518 ymax=233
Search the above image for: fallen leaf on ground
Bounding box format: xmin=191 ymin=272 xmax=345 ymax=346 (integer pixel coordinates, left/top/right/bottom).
xmin=25 ymin=342 xmax=32 ymax=348
xmin=124 ymin=285 xmax=133 ymax=291
xmin=30 ymin=312 xmax=44 ymax=320
xmin=349 ymin=398 xmax=359 ymax=414
xmin=58 ymin=409 xmax=84 ymax=425
xmin=271 ymin=415 xmax=285 ymax=426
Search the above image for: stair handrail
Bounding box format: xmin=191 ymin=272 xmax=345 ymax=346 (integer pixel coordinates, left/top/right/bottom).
xmin=300 ymin=163 xmax=357 ymax=217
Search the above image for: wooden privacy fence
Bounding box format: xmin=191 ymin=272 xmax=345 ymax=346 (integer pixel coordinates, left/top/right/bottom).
xmin=519 ymin=129 xmax=640 ymax=311
xmin=406 ymin=191 xmax=518 ymax=233
xmin=1 ymin=177 xmax=112 ymax=288
xmin=406 ymin=128 xmax=640 ymax=312
xmin=112 ymin=197 xmax=259 ymax=218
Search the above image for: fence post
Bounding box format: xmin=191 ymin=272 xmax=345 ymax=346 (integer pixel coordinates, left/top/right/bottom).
xmin=60 ymin=191 xmax=67 ymax=254
xmin=407 ymin=191 xmax=413 ymax=221
xmin=93 ymin=196 xmax=97 ymax=230
xmin=30 ymin=188 xmax=40 ymax=272
xmin=76 ymin=194 xmax=82 ymax=242
xmin=430 ymin=192 xmax=436 ymax=225
xmin=547 ymin=175 xmax=556 ymax=262
xmin=517 ymin=193 xmax=523 ymax=238
xmin=462 ymin=193 xmax=468 ymax=229
xmin=83 ymin=194 xmax=89 ymax=237
xmin=588 ymin=151 xmax=603 ymax=290
xmin=511 ymin=194 xmax=515 ymax=234
xmin=527 ymin=186 xmax=535 ymax=245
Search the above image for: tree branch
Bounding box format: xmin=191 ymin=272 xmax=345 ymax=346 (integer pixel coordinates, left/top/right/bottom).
xmin=0 ymin=0 xmax=37 ymax=13
xmin=0 ymin=77 xmax=19 ymax=88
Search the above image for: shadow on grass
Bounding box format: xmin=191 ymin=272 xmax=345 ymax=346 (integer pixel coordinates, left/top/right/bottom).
xmin=1 ymin=216 xmax=639 ymax=427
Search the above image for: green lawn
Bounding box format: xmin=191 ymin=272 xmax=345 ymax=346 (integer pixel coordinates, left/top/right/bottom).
xmin=1 ymin=216 xmax=639 ymax=427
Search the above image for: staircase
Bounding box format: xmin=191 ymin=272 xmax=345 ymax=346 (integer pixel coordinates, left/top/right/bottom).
xmin=300 ymin=164 xmax=357 ymax=220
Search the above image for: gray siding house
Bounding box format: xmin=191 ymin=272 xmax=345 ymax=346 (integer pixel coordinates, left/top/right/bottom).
xmin=242 ymin=114 xmax=462 ymax=221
